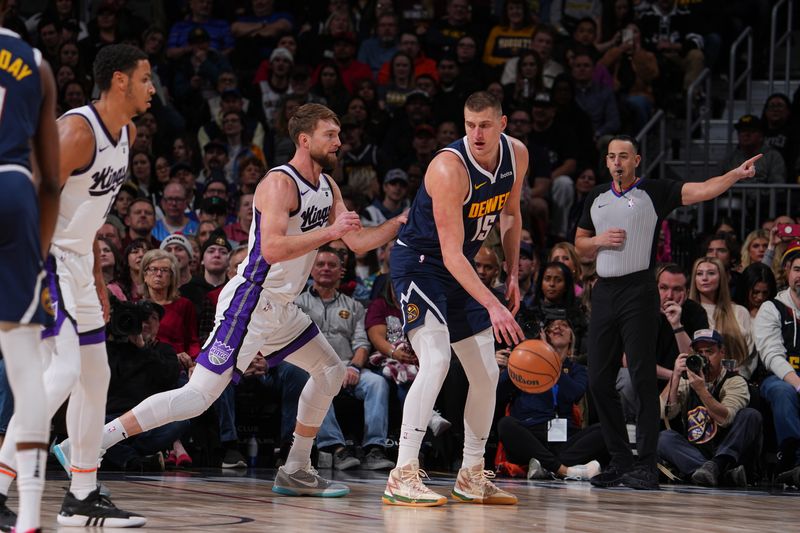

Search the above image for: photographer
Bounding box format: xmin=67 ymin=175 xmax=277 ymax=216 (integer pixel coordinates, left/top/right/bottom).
xmin=103 ymin=299 xmax=188 ymax=471
xmin=658 ymin=329 xmax=761 ymax=487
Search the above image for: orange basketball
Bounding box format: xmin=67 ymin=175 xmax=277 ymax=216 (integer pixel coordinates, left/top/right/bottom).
xmin=507 ymin=339 xmax=562 ymax=393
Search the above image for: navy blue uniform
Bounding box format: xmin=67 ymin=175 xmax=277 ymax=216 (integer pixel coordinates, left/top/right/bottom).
xmin=391 ymin=134 xmax=517 ymax=342
xmin=0 ymin=29 xmax=48 ymax=324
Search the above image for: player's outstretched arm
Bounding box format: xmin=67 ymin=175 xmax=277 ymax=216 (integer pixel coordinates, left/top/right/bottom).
xmin=499 ymin=138 xmax=528 ymax=316
xmin=681 ymin=154 xmax=762 ymax=205
xmin=330 ymin=179 xmax=407 ymax=253
xmin=429 ymin=154 xmax=523 ymax=346
xmin=259 ymin=172 xmax=360 ymax=264
xmin=32 ymin=59 xmax=60 ymax=257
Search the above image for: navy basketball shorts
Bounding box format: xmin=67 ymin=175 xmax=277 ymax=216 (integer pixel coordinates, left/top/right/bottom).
xmin=390 ymin=243 xmax=490 ymax=343
xmin=0 ymin=168 xmax=48 ymax=325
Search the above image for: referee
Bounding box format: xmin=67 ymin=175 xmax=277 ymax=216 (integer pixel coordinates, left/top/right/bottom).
xmin=575 ymin=135 xmax=760 ymax=489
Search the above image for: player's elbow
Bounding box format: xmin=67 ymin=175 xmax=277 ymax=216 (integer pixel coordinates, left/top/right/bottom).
xmin=261 ymin=239 xmax=285 ymax=264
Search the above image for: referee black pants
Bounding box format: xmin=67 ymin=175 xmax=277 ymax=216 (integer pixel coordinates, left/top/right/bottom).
xmin=588 ymin=270 xmax=660 ymax=469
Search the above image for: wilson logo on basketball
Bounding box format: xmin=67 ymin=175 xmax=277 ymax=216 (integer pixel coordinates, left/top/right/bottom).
xmin=507 ymin=367 xmax=540 ymax=387
xmin=406 ymin=304 xmax=420 ymax=322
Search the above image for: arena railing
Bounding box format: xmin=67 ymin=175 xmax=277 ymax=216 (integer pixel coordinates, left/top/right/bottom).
xmin=703 ymin=183 xmax=800 ymax=239
xmin=686 ymin=68 xmax=712 ymax=231
xmin=768 ymin=0 xmax=793 ymax=96
xmin=727 ymin=27 xmax=753 ymax=147
xmin=635 ymin=109 xmax=666 ymax=180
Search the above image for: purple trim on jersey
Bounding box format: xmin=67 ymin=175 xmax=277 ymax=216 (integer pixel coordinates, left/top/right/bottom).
xmin=41 ymin=255 xmax=77 ymax=340
xmin=63 ymin=112 xmax=97 ymax=176
xmin=242 ymin=210 xmax=270 ymax=284
xmin=611 ymin=177 xmax=642 ymax=198
xmin=264 ymin=322 xmax=319 ymax=365
xmin=89 ymin=102 xmax=124 ymax=148
xmin=196 ymin=279 xmax=263 ymax=383
xmin=286 ymin=163 xmax=320 ymax=191
xmin=78 ymin=327 xmax=106 ymax=346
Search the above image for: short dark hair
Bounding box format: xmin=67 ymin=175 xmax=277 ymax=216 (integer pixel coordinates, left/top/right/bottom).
xmin=93 ymin=44 xmax=148 ymax=93
xmin=608 ymin=134 xmax=640 ymax=154
xmin=465 ymin=91 xmax=502 ymax=116
xmin=656 ymin=263 xmax=686 ymax=283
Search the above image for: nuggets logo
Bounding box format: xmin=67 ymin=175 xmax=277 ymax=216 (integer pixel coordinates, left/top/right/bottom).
xmin=41 ymin=287 xmax=55 ymax=317
xmin=406 ymin=304 xmax=420 ymax=323
xmin=208 ymin=339 xmax=235 ymax=366
xmin=687 ymin=405 xmax=717 ymax=444
xmin=338 ymin=309 xmax=350 ymax=319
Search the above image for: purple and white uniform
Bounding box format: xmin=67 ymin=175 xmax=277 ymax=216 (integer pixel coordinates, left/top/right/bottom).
xmin=197 ymin=164 xmax=334 ymax=383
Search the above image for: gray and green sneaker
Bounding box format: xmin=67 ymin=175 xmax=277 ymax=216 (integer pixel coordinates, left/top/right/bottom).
xmin=272 ymin=463 xmax=350 ymax=497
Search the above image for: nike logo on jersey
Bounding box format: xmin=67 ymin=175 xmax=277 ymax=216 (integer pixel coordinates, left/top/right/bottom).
xmin=597 ymin=203 xmax=609 ymax=208
xmin=98 ymin=145 xmax=109 ymax=152
xmin=89 ymin=165 xmax=128 ymax=197
xmin=474 ymin=181 xmax=487 ymax=190
xmin=300 ymin=204 xmax=331 ymax=232
xmin=300 ymin=189 xmax=310 ymax=196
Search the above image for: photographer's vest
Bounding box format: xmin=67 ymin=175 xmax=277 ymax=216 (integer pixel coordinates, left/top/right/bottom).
xmin=769 ymin=299 xmax=800 ymax=370
xmin=680 ymin=371 xmax=742 ymax=456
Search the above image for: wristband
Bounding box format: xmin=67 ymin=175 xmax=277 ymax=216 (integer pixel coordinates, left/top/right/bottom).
xmin=348 ymin=364 xmax=361 ymax=373
xmin=672 ymin=327 xmax=685 ymax=334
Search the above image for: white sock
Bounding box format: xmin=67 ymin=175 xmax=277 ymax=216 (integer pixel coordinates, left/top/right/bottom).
xmin=397 ymin=424 xmax=426 ymax=467
xmin=70 ymin=468 xmax=96 ymax=500
xmin=0 ymin=465 xmax=15 ymax=497
xmin=284 ymin=432 xmax=314 ymax=473
xmin=101 ymin=418 xmax=129 ymax=450
xmin=15 ymin=448 xmax=46 ymax=532
xmin=461 ymin=431 xmax=487 ymax=470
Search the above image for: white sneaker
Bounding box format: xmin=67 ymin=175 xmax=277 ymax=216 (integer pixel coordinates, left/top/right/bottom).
xmin=383 ymin=459 xmax=447 ymax=507
xmin=452 ymin=460 xmax=518 ymax=505
xmin=564 ymin=460 xmax=601 ymax=481
xmin=428 ymin=410 xmax=452 ymax=437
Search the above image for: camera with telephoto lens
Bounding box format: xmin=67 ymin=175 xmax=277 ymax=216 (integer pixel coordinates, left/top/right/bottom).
xmin=682 ymin=353 xmax=710 ymax=379
xmin=108 ymin=297 xmax=155 ymax=339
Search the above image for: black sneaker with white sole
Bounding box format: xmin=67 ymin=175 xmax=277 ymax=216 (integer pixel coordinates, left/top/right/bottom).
xmin=57 ymin=487 xmax=146 ymax=528
xmin=0 ymin=494 xmax=16 ymax=532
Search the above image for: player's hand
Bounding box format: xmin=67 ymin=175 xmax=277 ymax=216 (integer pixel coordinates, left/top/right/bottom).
xmin=343 ymin=366 xmax=361 ymax=387
xmin=495 ymin=348 xmax=510 ymax=368
xmin=488 ymin=301 xmax=524 ymax=346
xmin=662 ymin=300 xmax=683 ymax=328
xmin=329 ymin=211 xmax=362 ymax=240
xmin=734 ymin=154 xmax=762 ymax=181
xmin=504 ymin=277 xmax=521 ymax=316
xmin=177 ymin=351 xmax=194 ymax=370
xmin=393 ymin=209 xmax=409 ymax=226
xmin=596 ymin=228 xmax=626 ymax=249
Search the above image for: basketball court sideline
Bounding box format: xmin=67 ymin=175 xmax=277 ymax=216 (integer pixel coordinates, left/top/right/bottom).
xmin=18 ymin=468 xmax=797 ymax=532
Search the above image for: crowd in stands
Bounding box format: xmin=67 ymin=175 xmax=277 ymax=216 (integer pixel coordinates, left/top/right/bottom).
xmin=1 ymin=0 xmax=800 ymax=486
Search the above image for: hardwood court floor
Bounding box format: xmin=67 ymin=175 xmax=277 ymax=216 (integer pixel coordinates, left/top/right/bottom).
xmin=22 ymin=468 xmax=798 ymax=532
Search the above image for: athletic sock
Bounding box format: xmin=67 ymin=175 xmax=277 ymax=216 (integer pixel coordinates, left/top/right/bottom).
xmin=69 ymin=468 xmax=97 ymax=500
xmin=284 ymin=432 xmax=314 ymax=473
xmin=101 ymin=418 xmax=129 ymax=450
xmin=396 ymin=424 xmax=425 ymax=467
xmin=0 ymin=465 xmax=15 ymax=497
xmin=461 ymin=430 xmax=487 ymax=470
xmin=16 ymin=448 xmax=46 ymax=532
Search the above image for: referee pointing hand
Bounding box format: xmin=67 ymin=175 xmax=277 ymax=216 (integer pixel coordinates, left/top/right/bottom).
xmin=575 ymin=135 xmax=760 ymax=490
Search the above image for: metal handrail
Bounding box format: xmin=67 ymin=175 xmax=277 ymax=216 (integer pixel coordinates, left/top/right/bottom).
xmin=709 ymin=183 xmax=800 ymax=239
xmin=685 ymin=68 xmax=712 ymax=230
xmin=635 ymin=109 xmax=666 ymax=179
xmin=727 ymin=27 xmax=752 ymax=147
xmin=769 ymin=0 xmax=793 ymax=95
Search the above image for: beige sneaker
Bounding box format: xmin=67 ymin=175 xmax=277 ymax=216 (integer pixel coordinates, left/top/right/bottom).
xmin=382 ymin=459 xmax=447 ymax=507
xmin=452 ymin=460 xmax=518 ymax=505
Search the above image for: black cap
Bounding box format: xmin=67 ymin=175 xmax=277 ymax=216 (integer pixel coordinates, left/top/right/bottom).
xmin=735 ymin=114 xmax=763 ymax=132
xmin=404 ymin=90 xmax=431 ymax=105
xmin=139 ymin=300 xmax=165 ymax=320
xmin=201 ymin=228 xmax=233 ymax=256
xmin=204 ymin=140 xmax=227 ymax=153
xmin=532 ymin=92 xmax=553 ymax=107
xmin=169 ymin=162 xmax=193 ymax=177
xmin=220 ymin=88 xmax=242 ymax=99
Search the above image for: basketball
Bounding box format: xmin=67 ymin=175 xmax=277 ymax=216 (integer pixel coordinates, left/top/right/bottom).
xmin=507 ymin=339 xmax=562 ymax=394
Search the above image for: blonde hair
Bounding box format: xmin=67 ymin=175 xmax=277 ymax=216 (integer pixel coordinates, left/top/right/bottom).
xmin=140 ymin=249 xmax=180 ymax=302
xmin=288 ymin=103 xmax=340 ymax=145
xmin=688 ymin=256 xmax=749 ymax=365
xmin=549 ymin=242 xmax=582 ymax=282
xmin=740 ymin=229 xmax=769 ymax=269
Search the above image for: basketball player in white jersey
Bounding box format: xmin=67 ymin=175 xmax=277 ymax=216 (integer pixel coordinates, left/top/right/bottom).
xmin=0 ymin=44 xmax=153 ymax=528
xmin=53 ymin=103 xmax=406 ymax=496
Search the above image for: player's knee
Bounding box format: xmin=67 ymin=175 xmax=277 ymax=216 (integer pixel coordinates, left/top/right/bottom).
xmin=485 ymin=360 xmax=500 ymax=385
xmin=314 ymin=359 xmax=346 ymax=397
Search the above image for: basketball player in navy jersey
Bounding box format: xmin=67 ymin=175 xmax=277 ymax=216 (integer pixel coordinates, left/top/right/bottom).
xmin=0 ymin=1 xmax=59 ymax=530
xmin=0 ymin=44 xmax=152 ymax=529
xmin=53 ymin=103 xmax=406 ymax=497
xmin=383 ymin=91 xmax=527 ymax=506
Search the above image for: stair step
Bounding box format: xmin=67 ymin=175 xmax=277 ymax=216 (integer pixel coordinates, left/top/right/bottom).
xmin=750 ymin=79 xmax=800 ymax=102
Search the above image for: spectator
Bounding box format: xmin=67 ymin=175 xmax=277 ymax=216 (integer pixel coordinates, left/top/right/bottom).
xmin=153 ymin=183 xmax=200 ymax=240
xmin=496 ymin=316 xmax=604 ymax=481
xmin=473 ymin=245 xmax=503 ymax=292
xmin=550 ymin=0 xmax=601 ymax=36
xmin=566 ymin=166 xmax=598 ymax=241
xmin=503 ymin=25 xmax=564 ymax=89
xmin=295 ymin=247 xmax=395 ymax=470
xmin=454 ymin=34 xmax=491 ymax=88
xmin=236 ymin=157 xmax=265 ymax=196
xmin=180 ymin=228 xmax=232 ymax=317
xmin=230 ymin=0 xmax=294 ymax=73
xmin=571 ymin=52 xmax=620 ymax=139
xmin=435 ymin=120 xmax=460 ymax=149
xmin=198 ymin=197 xmax=229 ymax=229
xmin=761 ymin=94 xmax=799 ymax=181
xmin=704 ymin=232 xmax=742 ymax=294
xmin=310 ymin=61 xmax=350 ymax=116
xmin=739 ymin=229 xmax=770 ymax=271
xmin=25 ymin=0 xmax=87 ymax=44
xmin=597 ymin=0 xmax=634 ymax=54
xmin=550 ymin=242 xmax=583 ymax=296
xmin=271 ymin=94 xmax=305 ymax=167
xmin=381 ymin=91 xmax=434 ymax=166
xmin=378 ymin=52 xmax=416 ymax=115
xmin=551 ymin=74 xmax=597 ymax=168
xmin=353 ymin=77 xmax=391 ymax=144
xmin=358 ymin=11 xmax=398 ymax=76
xmin=735 ymin=263 xmax=777 ymax=319
xmin=258 ymin=47 xmax=294 ymax=129
xmin=502 ymin=50 xmax=543 ymax=111
xmin=720 ymin=114 xmax=786 ymax=184
xmin=130 ymin=150 xmax=155 ymax=200
xmin=425 ymin=0 xmax=483 ymax=59
xmin=404 ymin=124 xmax=437 ymax=172
xmin=689 ymin=257 xmax=755 ymax=379
xmin=330 ymin=32 xmax=372 ymax=94
xmin=82 ymin=1 xmax=125 ymax=65
xmin=166 ymin=0 xmax=234 ymax=60
xmin=97 ymin=236 xmax=125 ymax=301
xmin=224 ymin=193 xmax=253 ymax=243
xmin=196 ymin=221 xmax=219 ymax=248
xmin=432 ymin=54 xmax=478 ymax=124
xmin=658 ymin=329 xmax=760 ymax=487
xmin=112 ymin=182 xmax=138 ymax=221
xmin=335 ymin=114 xmax=381 ymax=190
xmin=483 ymin=0 xmax=535 ymax=69
xmin=171 ymin=26 xmax=233 ymax=120
xmin=361 ymin=169 xmax=410 ymax=227
xmin=120 ymin=197 xmax=159 ymax=251
xmin=36 ymin=17 xmax=61 ymax=67
xmin=97 ymin=220 xmax=125 ymax=256
xmin=753 ymin=242 xmax=800 ymax=486
xmin=119 ymin=239 xmax=153 ymax=302
xmin=198 ymin=89 xmax=267 ymax=167
xmin=160 ymin=233 xmax=195 ymax=288
xmin=378 ymin=31 xmax=437 ymax=87
xmin=219 ymin=110 xmax=266 ymax=180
